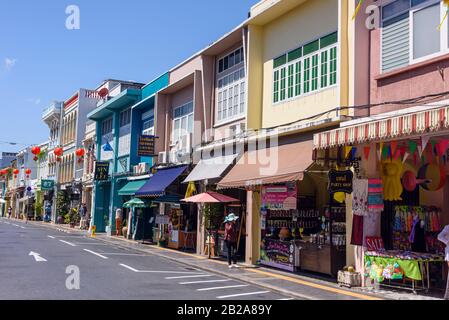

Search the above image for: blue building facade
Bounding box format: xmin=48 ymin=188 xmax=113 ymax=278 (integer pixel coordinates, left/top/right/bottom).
xmin=88 ymin=74 xmax=169 ymax=233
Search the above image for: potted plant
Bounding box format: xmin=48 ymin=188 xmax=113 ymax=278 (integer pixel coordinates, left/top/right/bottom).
xmin=69 ymin=207 xmax=79 ymax=228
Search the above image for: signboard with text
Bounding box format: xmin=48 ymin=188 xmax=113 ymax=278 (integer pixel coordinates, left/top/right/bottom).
xmin=261 ymin=182 xmax=297 ymax=210
xmin=138 ymin=135 xmax=156 ymax=157
xmin=260 ymin=238 xmax=295 ymax=272
xmin=94 ymin=161 xmax=110 ymax=181
xmin=41 ymin=179 xmax=55 ymax=191
xmin=328 ymin=169 xmax=353 ymax=194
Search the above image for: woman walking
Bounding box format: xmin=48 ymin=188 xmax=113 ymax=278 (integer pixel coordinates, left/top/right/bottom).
xmin=438 ymin=224 xmax=449 ymax=300
xmin=224 ymin=213 xmax=239 ymax=269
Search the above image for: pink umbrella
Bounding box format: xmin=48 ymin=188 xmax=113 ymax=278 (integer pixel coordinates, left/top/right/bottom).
xmin=181 ymin=191 xmax=239 ymax=203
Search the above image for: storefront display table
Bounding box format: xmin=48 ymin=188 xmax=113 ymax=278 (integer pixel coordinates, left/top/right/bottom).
xmin=365 ymin=250 xmax=444 ymax=293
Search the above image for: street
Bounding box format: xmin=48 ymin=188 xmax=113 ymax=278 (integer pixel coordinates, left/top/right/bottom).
xmin=0 ymin=218 xmax=295 ymax=300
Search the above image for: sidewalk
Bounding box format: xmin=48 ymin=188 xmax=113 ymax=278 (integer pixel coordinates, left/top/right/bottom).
xmin=23 ymin=219 xmax=444 ymax=301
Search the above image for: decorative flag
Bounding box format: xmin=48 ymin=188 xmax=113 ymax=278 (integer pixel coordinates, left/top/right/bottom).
xmin=351 ymin=147 xmax=358 ymax=160
xmin=402 ymin=152 xmax=410 ymax=164
xmin=408 ymin=141 xmax=417 ymax=155
xmin=185 ymin=182 xmax=197 ymax=198
xmin=438 ymin=0 xmax=449 ymax=31
xmin=377 ymin=143 xmax=383 ymax=161
xmin=102 ymin=141 xmax=114 ymax=152
xmin=345 ymin=146 xmax=353 ymax=159
xmin=352 ymin=0 xmax=364 ymax=20
xmin=390 ymin=141 xmax=398 ymax=157
xmin=436 ymin=139 xmax=449 ymax=156
xmin=421 ymin=136 xmax=430 ymax=152
xmin=382 ymin=145 xmax=390 ymax=159
xmin=364 ymin=146 xmax=371 ymax=160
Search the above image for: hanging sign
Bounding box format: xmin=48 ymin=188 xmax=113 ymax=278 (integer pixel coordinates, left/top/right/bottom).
xmin=138 ymin=135 xmax=156 ymax=157
xmin=94 ymin=161 xmax=110 ymax=181
xmin=328 ymin=169 xmax=353 ymax=194
xmin=41 ymin=179 xmax=55 ymax=191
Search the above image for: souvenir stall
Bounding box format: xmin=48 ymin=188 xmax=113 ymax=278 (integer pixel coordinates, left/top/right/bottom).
xmin=259 ymin=175 xmax=347 ymax=276
xmin=166 ymin=202 xmax=197 ymax=251
xmin=346 ymin=139 xmax=448 ymax=293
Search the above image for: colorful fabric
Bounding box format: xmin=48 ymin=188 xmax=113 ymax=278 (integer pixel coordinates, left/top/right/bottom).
xmin=365 ymin=255 xmax=422 ymax=281
xmin=351 ymin=214 xmax=364 ymax=246
xmin=368 ymin=179 xmax=384 ymax=212
xmin=352 ymin=179 xmax=368 ymax=216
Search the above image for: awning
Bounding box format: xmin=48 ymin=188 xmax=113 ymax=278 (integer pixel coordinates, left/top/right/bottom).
xmin=313 ymin=105 xmax=449 ymax=149
xmin=152 ymin=194 xmax=181 ymax=204
xmin=217 ymin=139 xmax=314 ymax=189
xmin=183 ymin=154 xmax=237 ymax=183
xmin=136 ymin=166 xmax=188 ymax=197
xmin=118 ymin=180 xmax=147 ymax=196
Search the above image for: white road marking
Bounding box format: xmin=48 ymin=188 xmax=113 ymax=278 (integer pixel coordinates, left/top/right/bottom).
xmin=29 ymin=251 xmax=47 ymax=262
xmin=19 ymin=226 xmax=26 ymax=229
xmin=83 ymin=249 xmax=108 ymax=259
xmin=47 ymin=235 xmax=56 ymax=239
xmin=12 ymin=224 xmax=19 ymax=227
xmin=180 ymin=279 xmax=232 ymax=285
xmin=59 ymin=240 xmax=77 ymax=247
xmin=197 ymin=284 xmax=250 ymax=292
xmin=119 ymin=264 xmax=203 ymax=274
xmin=165 ymin=274 xmax=213 ymax=280
xmin=217 ymin=291 xmax=270 ymax=299
xmin=119 ymin=264 xmax=139 ymax=272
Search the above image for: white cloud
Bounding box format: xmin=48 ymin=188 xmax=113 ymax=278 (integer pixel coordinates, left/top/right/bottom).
xmin=4 ymin=57 xmax=17 ymax=70
xmin=27 ymin=98 xmax=41 ymax=105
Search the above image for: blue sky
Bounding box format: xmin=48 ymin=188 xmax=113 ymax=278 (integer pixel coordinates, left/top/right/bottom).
xmin=0 ymin=0 xmax=257 ymax=153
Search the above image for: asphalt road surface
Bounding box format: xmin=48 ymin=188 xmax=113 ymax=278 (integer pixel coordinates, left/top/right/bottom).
xmin=0 ymin=218 xmax=295 ymax=300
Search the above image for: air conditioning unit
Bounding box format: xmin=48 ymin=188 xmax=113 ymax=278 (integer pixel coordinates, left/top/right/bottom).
xmin=158 ymin=152 xmax=168 ymax=164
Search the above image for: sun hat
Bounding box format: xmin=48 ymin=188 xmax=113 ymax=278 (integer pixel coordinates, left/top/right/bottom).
xmin=224 ymin=213 xmax=239 ymax=223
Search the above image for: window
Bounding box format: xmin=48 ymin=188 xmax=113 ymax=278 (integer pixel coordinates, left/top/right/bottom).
xmin=142 ymin=117 xmax=154 ymax=135
xmin=172 ymin=101 xmax=193 ymax=144
xmin=412 ymin=3 xmax=440 ymax=59
xmin=218 ymin=47 xmax=244 ymax=74
xmin=102 ymin=117 xmax=113 ymax=136
xmin=381 ymin=0 xmax=446 ymax=72
xmin=216 ymin=66 xmax=246 ymax=123
xmin=119 ymin=108 xmax=131 ymax=127
xmin=272 ymin=31 xmax=338 ymax=104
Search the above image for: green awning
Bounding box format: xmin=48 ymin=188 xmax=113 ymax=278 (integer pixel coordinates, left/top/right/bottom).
xmin=118 ymin=180 xmax=147 ymax=196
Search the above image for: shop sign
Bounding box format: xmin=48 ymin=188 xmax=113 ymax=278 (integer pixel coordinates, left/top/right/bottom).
xmin=41 ymin=179 xmax=55 ymax=191
xmin=261 ymin=182 xmax=297 ymax=210
xmin=137 ymin=135 xmax=156 ymax=157
xmin=365 ymin=237 xmax=385 ymax=251
xmin=260 ymin=238 xmax=295 ymax=272
xmin=328 ymin=169 xmax=353 ymax=194
xmin=94 ymin=161 xmax=110 ymax=181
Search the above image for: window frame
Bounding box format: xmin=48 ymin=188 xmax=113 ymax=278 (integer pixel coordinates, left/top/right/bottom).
xmin=172 ymin=101 xmax=194 ymax=145
xmin=215 ymin=66 xmax=246 ymax=125
xmin=380 ymin=0 xmax=448 ymax=71
xmin=272 ymin=36 xmax=338 ymax=105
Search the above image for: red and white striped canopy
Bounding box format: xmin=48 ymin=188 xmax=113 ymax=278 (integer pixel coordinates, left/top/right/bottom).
xmin=314 ymin=106 xmax=449 ymax=149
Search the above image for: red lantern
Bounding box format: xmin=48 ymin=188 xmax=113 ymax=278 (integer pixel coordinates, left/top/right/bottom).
xmin=76 ymin=148 xmax=85 ymax=157
xmin=13 ymin=169 xmax=19 ymax=175
xmin=33 ymin=156 xmax=38 ymax=162
xmin=31 ymin=146 xmax=41 ymax=155
xmin=54 ymin=147 xmax=63 ymax=157
xmin=25 ymin=169 xmax=31 ymax=175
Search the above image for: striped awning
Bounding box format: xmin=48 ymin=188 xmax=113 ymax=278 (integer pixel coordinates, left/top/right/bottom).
xmin=314 ymin=106 xmax=449 ymax=149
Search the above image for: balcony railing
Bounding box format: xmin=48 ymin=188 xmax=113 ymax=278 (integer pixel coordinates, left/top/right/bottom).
xmin=42 ymin=102 xmax=62 ymax=120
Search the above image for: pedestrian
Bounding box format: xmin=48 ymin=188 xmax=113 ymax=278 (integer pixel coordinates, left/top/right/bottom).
xmin=7 ymin=206 xmax=11 ymax=219
xmin=115 ymin=208 xmax=123 ymax=236
xmin=224 ymin=213 xmax=239 ymax=269
xmin=79 ymin=203 xmax=87 ymax=229
xmin=438 ymin=224 xmax=449 ymax=300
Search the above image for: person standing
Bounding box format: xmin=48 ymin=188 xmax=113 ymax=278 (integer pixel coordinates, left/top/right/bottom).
xmin=224 ymin=213 xmax=239 ymax=269
xmin=79 ymin=204 xmax=87 ymax=229
xmin=438 ymin=224 xmax=449 ymax=300
xmin=115 ymin=208 xmax=123 ymax=236
xmin=7 ymin=206 xmax=11 ymax=219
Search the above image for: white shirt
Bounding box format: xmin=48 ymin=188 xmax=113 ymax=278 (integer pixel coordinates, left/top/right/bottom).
xmin=115 ymin=209 xmax=123 ymax=220
xmin=437 ymin=225 xmax=449 ymax=261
